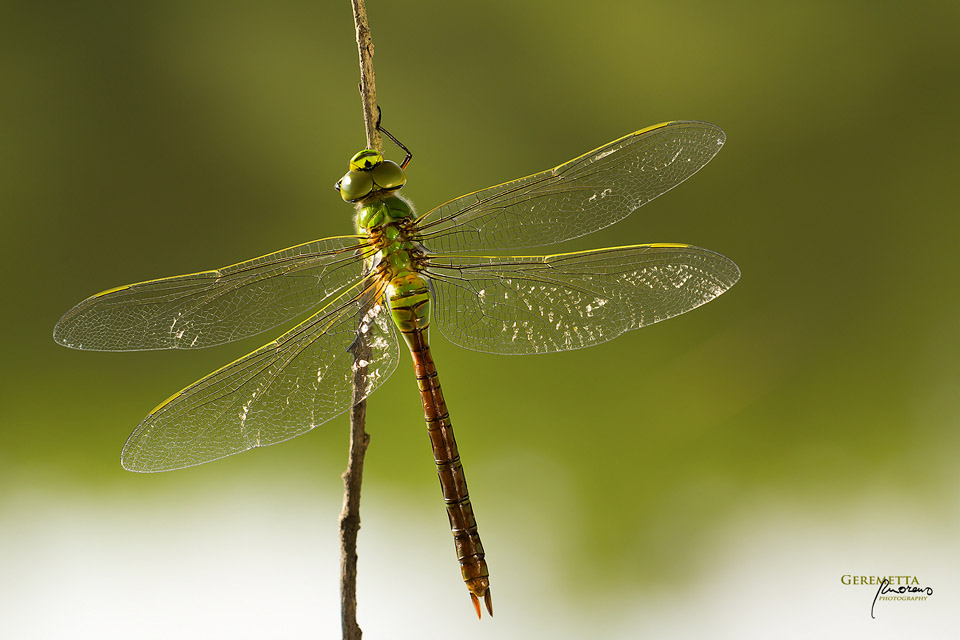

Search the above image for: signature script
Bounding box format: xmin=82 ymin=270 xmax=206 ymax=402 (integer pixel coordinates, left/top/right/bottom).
xmin=871 ymin=578 xmax=934 ymax=619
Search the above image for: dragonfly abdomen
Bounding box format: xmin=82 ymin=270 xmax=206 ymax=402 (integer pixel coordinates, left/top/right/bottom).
xmin=389 ymin=276 xmax=493 ymax=618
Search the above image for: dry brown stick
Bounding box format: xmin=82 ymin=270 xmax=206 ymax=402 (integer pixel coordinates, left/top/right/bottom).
xmin=340 ymin=1 xmax=380 ymax=639
xmin=339 ymin=347 xmax=369 ymax=640
xmin=352 ymin=0 xmax=381 ymax=152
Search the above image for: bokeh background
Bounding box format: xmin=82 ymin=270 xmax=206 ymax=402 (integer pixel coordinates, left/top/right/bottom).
xmin=3 ymin=0 xmax=959 ymax=637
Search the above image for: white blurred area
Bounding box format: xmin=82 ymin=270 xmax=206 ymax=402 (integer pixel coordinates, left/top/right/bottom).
xmin=1 ymin=484 xmax=957 ymax=639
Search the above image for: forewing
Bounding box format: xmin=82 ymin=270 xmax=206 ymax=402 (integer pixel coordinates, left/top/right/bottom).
xmin=415 ymin=122 xmax=725 ymax=252
xmin=426 ymin=245 xmax=739 ymax=355
xmin=120 ymin=280 xmax=398 ymax=472
xmin=54 ymin=236 xmax=373 ymax=351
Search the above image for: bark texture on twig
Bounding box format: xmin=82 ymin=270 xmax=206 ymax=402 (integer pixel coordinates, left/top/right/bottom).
xmin=352 ymin=0 xmax=381 ymax=152
xmin=340 ymin=1 xmax=379 ymax=639
xmin=339 ymin=341 xmax=369 ymax=640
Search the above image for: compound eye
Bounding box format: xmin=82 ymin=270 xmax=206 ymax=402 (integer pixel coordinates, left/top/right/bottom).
xmin=371 ymin=160 xmax=406 ymax=190
xmin=349 ymin=149 xmax=382 ymax=172
xmin=338 ymin=170 xmax=374 ymax=202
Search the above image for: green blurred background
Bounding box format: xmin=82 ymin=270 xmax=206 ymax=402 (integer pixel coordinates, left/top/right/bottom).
xmin=2 ymin=0 xmax=959 ymax=637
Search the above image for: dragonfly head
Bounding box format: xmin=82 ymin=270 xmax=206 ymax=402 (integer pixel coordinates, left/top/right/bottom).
xmin=335 ymin=149 xmax=406 ymax=203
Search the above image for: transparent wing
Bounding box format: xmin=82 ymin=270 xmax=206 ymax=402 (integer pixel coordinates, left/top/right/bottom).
xmin=415 ymin=122 xmax=725 ymax=252
xmin=120 ymin=279 xmax=398 ymax=472
xmin=54 ymin=235 xmax=374 ymax=351
xmin=425 ymin=244 xmax=739 ymax=355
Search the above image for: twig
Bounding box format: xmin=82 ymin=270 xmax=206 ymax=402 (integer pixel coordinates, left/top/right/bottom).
xmin=340 ymin=1 xmax=379 ymax=639
xmin=340 ymin=335 xmax=369 ymax=640
xmin=352 ymin=0 xmax=381 ymax=152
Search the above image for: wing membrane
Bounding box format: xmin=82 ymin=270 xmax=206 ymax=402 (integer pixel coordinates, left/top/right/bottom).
xmin=415 ymin=122 xmax=725 ymax=252
xmin=121 ymin=279 xmax=398 ymax=472
xmin=54 ymin=235 xmax=373 ymax=351
xmin=425 ymin=244 xmax=739 ymax=355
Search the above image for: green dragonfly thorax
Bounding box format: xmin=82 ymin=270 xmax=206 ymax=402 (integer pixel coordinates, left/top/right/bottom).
xmin=356 ymin=193 xmax=414 ymax=232
xmin=336 ymin=148 xmax=406 ymax=203
xmin=358 ymin=193 xmax=432 ymax=339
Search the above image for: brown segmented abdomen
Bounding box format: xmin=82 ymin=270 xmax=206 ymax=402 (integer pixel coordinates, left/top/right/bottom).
xmin=390 ymin=282 xmax=493 ymax=618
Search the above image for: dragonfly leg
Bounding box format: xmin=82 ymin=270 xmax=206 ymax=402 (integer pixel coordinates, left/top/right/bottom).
xmin=376 ymin=106 xmax=413 ymax=169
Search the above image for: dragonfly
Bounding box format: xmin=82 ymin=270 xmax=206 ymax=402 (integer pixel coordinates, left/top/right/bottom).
xmin=54 ymin=120 xmax=739 ymax=618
